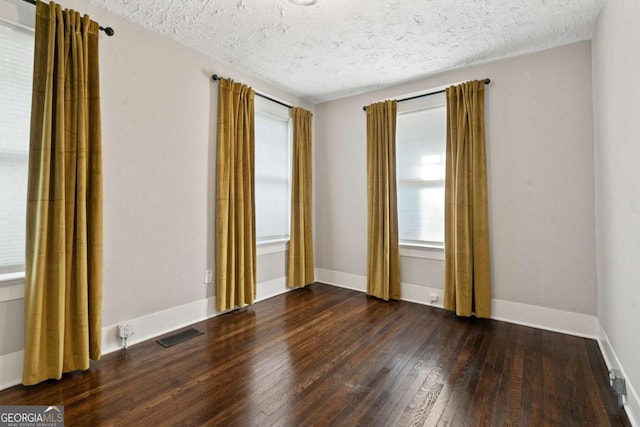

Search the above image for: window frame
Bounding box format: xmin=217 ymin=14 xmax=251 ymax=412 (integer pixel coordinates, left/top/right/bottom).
xmin=0 ymin=17 xmax=34 ymax=285
xmin=395 ymin=91 xmax=447 ymax=252
xmin=253 ymin=96 xmax=293 ymax=246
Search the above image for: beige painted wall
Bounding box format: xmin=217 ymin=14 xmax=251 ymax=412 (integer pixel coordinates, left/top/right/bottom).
xmin=0 ymin=0 xmax=310 ymax=359
xmin=592 ymin=0 xmax=640 ymax=420
xmin=315 ymin=41 xmax=596 ymax=315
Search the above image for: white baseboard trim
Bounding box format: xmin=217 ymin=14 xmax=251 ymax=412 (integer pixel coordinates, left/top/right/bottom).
xmin=0 ymin=350 xmax=23 ymax=390
xmin=0 ymin=278 xmax=628 ymax=407
xmin=101 ymin=296 xmax=219 ymax=355
xmin=0 ymin=276 xmax=292 ymax=391
xmin=255 ymin=276 xmax=289 ymax=302
xmin=0 ymin=279 xmax=25 ymax=303
xmin=597 ymin=322 xmax=640 ymax=427
xmin=102 ymin=276 xmax=290 ymax=355
xmin=400 ymin=282 xmax=444 ymax=309
xmin=492 ymin=299 xmax=597 ymax=339
xmin=313 ymin=268 xmax=443 ymax=310
xmin=315 ymin=268 xmax=366 ymax=292
xmin=315 ymin=268 xmax=597 ymax=338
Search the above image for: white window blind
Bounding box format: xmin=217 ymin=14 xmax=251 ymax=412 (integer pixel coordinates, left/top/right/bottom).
xmin=254 ymin=97 xmax=291 ymax=243
xmin=0 ymin=20 xmax=33 ymax=275
xmin=396 ymin=92 xmax=446 ymax=247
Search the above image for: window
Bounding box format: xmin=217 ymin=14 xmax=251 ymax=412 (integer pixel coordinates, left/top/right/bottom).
xmin=254 ymin=96 xmax=292 ymax=243
xmin=0 ymin=20 xmax=33 ymax=277
xmin=396 ymin=92 xmax=446 ymax=248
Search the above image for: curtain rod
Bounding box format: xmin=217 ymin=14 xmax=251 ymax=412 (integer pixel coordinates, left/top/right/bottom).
xmin=21 ymin=0 xmax=115 ymax=36
xmin=362 ymin=78 xmax=490 ymax=111
xmin=211 ymin=74 xmax=293 ymax=110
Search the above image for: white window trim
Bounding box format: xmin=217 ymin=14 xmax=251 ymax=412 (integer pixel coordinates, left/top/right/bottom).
xmin=396 ymin=92 xmax=447 ymax=248
xmin=0 ymin=16 xmax=34 ymax=33
xmin=0 ymin=17 xmax=32 ymax=287
xmin=397 ymin=94 xmax=446 ymax=114
xmin=254 ymin=97 xmax=292 ymax=245
xmin=0 ymin=271 xmax=24 ymax=282
xmin=0 ymin=273 xmax=25 ymax=303
xmin=399 ymin=244 xmax=444 ymax=261
xmin=257 ymin=240 xmax=289 ymax=255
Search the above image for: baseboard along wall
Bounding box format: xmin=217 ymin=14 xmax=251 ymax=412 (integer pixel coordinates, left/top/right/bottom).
xmin=597 ymin=321 xmax=640 ymax=427
xmin=315 ymin=268 xmax=598 ymax=338
xmin=0 ymin=276 xmax=290 ymax=391
xmin=1 ymin=271 xmax=637 ymax=427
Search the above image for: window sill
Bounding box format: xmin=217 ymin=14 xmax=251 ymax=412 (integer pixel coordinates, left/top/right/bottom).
xmin=0 ymin=272 xmax=24 ymax=283
xmin=399 ymin=244 xmax=444 ymax=261
xmin=0 ymin=273 xmax=25 ymax=303
xmin=257 ymin=240 xmax=289 ymax=255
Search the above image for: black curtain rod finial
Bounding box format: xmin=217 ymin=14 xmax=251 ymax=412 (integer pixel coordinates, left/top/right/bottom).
xmin=212 ymin=74 xmax=221 ymax=81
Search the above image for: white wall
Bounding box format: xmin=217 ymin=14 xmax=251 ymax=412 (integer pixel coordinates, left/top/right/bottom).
xmin=592 ymin=0 xmax=640 ymax=424
xmin=315 ymin=41 xmax=597 ymax=316
xmin=0 ymin=0 xmax=311 ymax=387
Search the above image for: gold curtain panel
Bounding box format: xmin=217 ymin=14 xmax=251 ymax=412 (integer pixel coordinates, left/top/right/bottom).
xmin=444 ymin=80 xmax=492 ymax=318
xmin=23 ymin=1 xmax=104 ymax=385
xmin=365 ymin=100 xmax=401 ymax=301
xmin=215 ymin=78 xmax=257 ymax=312
xmin=287 ymin=107 xmax=315 ymax=288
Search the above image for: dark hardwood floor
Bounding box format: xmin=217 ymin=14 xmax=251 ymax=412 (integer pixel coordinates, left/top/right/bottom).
xmin=0 ymin=283 xmax=630 ymax=426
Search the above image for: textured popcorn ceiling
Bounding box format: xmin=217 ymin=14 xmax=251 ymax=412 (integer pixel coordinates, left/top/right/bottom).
xmin=85 ymin=0 xmax=604 ymax=103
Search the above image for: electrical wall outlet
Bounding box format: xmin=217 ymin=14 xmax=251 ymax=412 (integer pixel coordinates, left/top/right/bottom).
xmin=118 ymin=324 xmax=134 ymax=339
xmin=609 ymin=369 xmax=627 ymax=406
xmin=428 ymin=294 xmax=439 ymax=304
xmin=205 ymin=269 xmax=213 ymax=283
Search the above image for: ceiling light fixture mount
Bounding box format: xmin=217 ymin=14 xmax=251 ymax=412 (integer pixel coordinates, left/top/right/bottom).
xmin=287 ymin=0 xmax=318 ymax=5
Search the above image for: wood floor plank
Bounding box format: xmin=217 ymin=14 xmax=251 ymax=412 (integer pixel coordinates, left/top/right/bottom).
xmin=358 ymin=308 xmax=446 ymax=426
xmin=0 ymin=283 xmax=630 ymax=427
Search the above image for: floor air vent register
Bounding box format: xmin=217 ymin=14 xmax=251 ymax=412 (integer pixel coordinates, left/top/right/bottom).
xmin=156 ymin=328 xmax=204 ymax=348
